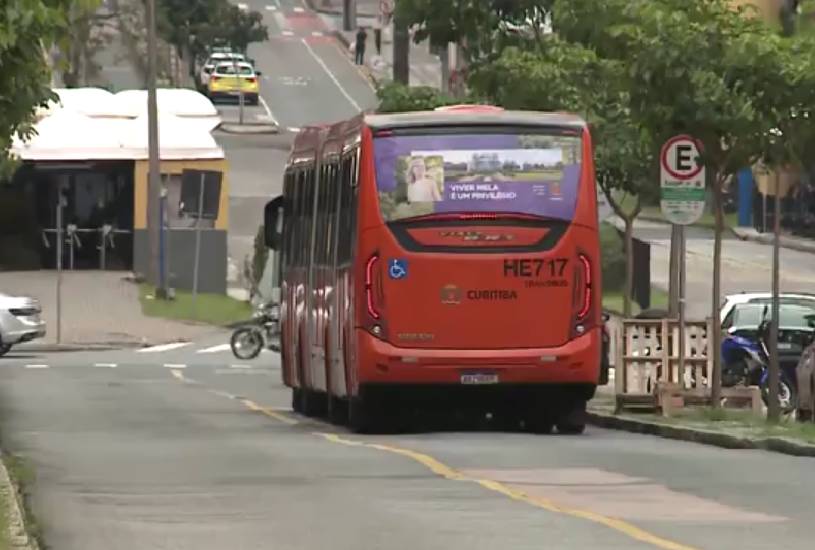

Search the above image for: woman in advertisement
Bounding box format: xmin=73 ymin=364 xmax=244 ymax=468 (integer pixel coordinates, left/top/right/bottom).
xmin=406 ymin=156 xmax=443 ymax=203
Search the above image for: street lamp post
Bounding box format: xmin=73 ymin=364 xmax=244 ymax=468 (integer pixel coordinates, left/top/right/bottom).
xmin=146 ymin=0 xmax=164 ymax=297
xmin=234 ymin=56 xmax=245 ymax=125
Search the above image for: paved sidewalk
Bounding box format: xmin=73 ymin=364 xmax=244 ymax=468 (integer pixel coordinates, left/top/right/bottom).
xmin=307 ymin=0 xmax=379 ymax=17
xmin=0 ymin=271 xmax=217 ymax=348
xmin=316 ymin=12 xmax=443 ymax=88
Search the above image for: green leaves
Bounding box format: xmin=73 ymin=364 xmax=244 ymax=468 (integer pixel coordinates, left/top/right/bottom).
xmin=375 ymin=82 xmax=462 ymax=113
xmin=0 ymin=0 xmax=73 ymax=178
xmin=156 ymin=0 xmax=268 ymax=58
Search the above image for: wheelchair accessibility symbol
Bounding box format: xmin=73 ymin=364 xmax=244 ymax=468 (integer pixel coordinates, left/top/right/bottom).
xmin=388 ymin=258 xmax=408 ymax=280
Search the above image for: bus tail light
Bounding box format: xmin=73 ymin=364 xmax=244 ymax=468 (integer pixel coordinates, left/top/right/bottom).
xmin=572 ymin=253 xmax=595 ymax=338
xmin=365 ymin=254 xmax=380 ymax=320
xmin=577 ymin=254 xmax=592 ymax=320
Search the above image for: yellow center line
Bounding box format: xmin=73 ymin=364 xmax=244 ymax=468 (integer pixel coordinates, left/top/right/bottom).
xmin=241 ymin=399 xmax=299 ymax=425
xmin=166 ymin=370 xmax=694 ymax=550
xmin=317 ymin=433 xmax=699 ymax=550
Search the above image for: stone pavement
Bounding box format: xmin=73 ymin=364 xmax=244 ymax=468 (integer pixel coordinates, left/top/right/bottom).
xmin=0 ymin=271 xmax=217 ymax=348
xmin=311 ymin=6 xmax=443 ymax=89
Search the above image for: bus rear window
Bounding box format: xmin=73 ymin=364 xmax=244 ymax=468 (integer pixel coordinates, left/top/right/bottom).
xmin=373 ymin=131 xmax=582 ymax=222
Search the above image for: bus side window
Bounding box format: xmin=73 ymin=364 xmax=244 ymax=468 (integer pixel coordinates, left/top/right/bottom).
xmin=304 ymin=166 xmax=316 ymax=268
xmin=337 ymin=154 xmax=353 ymax=266
xmin=316 ymin=164 xmax=330 ymax=268
xmin=295 ymin=168 xmax=307 ymax=269
xmin=281 ymin=171 xmax=292 ymax=271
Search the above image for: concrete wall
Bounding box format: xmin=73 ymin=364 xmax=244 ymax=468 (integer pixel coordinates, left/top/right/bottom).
xmin=134 ymin=228 xmax=227 ymax=294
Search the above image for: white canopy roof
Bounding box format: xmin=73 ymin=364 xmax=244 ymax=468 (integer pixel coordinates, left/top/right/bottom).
xmin=12 ymin=99 xmax=224 ymax=162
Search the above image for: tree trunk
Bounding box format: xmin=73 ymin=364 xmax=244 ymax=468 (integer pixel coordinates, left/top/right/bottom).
xmin=623 ymin=216 xmax=634 ymax=317
xmin=711 ymin=175 xmax=724 ymax=408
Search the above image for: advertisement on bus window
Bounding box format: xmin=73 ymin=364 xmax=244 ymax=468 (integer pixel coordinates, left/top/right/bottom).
xmin=374 ymin=133 xmax=582 ymax=222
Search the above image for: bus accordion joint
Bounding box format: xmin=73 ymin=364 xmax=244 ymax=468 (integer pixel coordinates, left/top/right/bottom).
xmin=575 ymin=253 xmax=593 ymax=330
xmin=365 ymin=254 xmax=381 ymax=324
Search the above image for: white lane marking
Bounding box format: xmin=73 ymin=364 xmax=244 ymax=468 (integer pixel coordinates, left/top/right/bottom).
xmin=238 ymin=3 xmax=248 ymax=10
xmin=209 ymin=389 xmax=237 ymax=399
xmin=281 ymin=30 xmax=294 ymax=37
xmin=197 ymin=344 xmax=231 ymax=354
xmin=312 ymin=31 xmax=324 ymax=37
xmin=265 ymin=4 xmax=277 ymax=10
xmin=94 ymin=363 xmax=118 ymax=368
xmin=300 ymin=38 xmax=361 ymax=111
xmin=138 ymin=342 xmax=191 ymax=353
xmin=230 ymin=364 xmax=253 ymax=369
xmin=164 ymin=363 xmax=187 ymax=369
xmin=287 ymin=126 xmax=301 ymax=133
xmin=258 ymin=95 xmax=280 ymax=125
xmin=25 ymin=364 xmax=49 ymax=369
xmin=293 ymin=6 xmax=304 ymax=12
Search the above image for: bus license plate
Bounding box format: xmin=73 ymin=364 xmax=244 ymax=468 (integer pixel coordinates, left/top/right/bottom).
xmin=460 ymin=373 xmax=499 ymax=385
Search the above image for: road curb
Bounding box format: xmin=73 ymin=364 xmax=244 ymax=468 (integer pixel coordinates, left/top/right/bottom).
xmin=15 ymin=343 xmax=138 ymax=353
xmin=217 ymin=123 xmax=280 ymax=135
xmin=304 ymin=0 xmax=378 ymax=17
xmin=587 ymin=411 xmax=815 ymax=457
xmin=0 ymin=453 xmax=39 ymax=550
xmin=635 ymin=213 xmax=815 ymax=254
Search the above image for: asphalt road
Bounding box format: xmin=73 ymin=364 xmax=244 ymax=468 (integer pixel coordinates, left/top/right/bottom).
xmin=5 ymin=1 xmax=815 ymax=548
xmin=2 ymin=343 xmax=815 ymax=549
xmin=212 ymin=0 xmax=377 ymax=287
xmin=631 ymin=220 xmax=815 ymax=318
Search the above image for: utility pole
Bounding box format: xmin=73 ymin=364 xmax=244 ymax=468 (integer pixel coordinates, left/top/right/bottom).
xmin=392 ymin=9 xmax=409 ymax=84
xmin=768 ymin=169 xmax=782 ymax=422
xmin=343 ymin=0 xmax=357 ymax=32
xmin=146 ymin=0 xmax=164 ymax=296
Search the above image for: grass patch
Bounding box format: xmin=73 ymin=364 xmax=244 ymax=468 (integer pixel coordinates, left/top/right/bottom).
xmin=609 ymin=406 xmax=815 ymax=446
xmin=640 ymin=206 xmax=738 ymax=230
xmin=138 ymin=284 xmax=252 ymax=326
xmin=2 ymin=453 xmax=44 ymax=549
xmin=602 ymin=286 xmax=669 ymax=315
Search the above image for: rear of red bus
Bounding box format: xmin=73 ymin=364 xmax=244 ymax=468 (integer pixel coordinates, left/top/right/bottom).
xmin=348 ymin=107 xmax=602 ymax=432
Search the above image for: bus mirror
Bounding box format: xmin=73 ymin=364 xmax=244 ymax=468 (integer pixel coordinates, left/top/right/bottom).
xmin=264 ymin=196 xmax=283 ymax=250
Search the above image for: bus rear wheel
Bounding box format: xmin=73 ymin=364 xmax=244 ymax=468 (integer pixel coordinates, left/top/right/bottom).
xmin=556 ymin=399 xmax=587 ymax=435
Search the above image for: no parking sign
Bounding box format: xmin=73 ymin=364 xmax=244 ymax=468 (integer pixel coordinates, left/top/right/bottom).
xmin=660 ymin=135 xmax=706 ymax=225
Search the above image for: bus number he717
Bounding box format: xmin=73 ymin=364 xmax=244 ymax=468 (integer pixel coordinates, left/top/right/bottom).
xmin=503 ymin=258 xmax=568 ymax=278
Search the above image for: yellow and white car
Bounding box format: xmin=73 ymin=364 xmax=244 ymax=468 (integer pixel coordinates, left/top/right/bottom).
xmin=206 ymin=62 xmax=261 ymax=105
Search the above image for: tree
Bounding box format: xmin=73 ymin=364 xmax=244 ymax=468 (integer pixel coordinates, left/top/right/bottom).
xmin=60 ymin=0 xmax=109 ymax=88
xmin=551 ymin=0 xmax=804 ymax=407
xmin=747 ymin=32 xmax=815 ymax=421
xmin=156 ymin=0 xmax=268 ymax=74
xmin=396 ymin=0 xmax=554 ymax=62
xmin=469 ymin=40 xmax=657 ymax=316
xmin=0 ymin=0 xmax=74 ymax=180
xmin=376 ymin=81 xmax=461 ymax=113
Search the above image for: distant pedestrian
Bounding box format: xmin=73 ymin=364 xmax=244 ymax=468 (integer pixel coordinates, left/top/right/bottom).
xmin=355 ymin=27 xmax=368 ymax=65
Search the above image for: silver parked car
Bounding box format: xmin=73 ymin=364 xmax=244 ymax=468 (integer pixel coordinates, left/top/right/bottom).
xmin=0 ymin=292 xmax=46 ymax=356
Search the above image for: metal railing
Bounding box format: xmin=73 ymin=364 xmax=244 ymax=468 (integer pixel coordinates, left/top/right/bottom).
xmin=41 ymin=225 xmax=132 ymax=270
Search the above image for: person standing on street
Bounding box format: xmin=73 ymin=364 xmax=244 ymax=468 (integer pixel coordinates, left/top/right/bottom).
xmin=355 ymin=27 xmax=368 ymax=65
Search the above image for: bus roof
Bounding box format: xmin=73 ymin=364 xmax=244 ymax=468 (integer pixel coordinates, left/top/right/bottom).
xmin=364 ymin=109 xmax=586 ymax=132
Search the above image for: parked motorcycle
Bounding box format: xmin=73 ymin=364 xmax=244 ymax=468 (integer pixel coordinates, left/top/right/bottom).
xmin=230 ymin=301 xmax=281 ymax=360
xmin=721 ymin=306 xmax=797 ymax=413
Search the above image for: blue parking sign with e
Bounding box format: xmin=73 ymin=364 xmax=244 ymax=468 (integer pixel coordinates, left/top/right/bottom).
xmin=388 ymin=258 xmax=408 ymax=280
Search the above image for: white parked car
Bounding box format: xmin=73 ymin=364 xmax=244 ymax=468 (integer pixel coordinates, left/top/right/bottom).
xmin=0 ymin=292 xmax=46 ymax=356
xmin=198 ymin=52 xmax=246 ymax=89
xmin=720 ymin=292 xmax=815 ymax=326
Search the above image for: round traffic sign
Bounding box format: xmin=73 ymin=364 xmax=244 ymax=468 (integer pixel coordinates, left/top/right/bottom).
xmin=660 ymin=135 xmax=706 ymax=226
xmin=660 ymin=135 xmax=703 ymax=180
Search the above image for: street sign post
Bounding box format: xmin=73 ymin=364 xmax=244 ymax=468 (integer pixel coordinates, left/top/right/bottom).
xmin=180 ymin=169 xmax=223 ymax=317
xmin=660 ymin=135 xmax=706 ymax=387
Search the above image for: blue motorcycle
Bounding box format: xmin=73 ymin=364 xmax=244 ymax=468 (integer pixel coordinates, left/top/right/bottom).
xmin=721 ymin=311 xmax=797 ymax=413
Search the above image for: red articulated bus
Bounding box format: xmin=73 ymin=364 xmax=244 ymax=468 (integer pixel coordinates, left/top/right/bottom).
xmin=263 ymin=105 xmax=603 ymax=433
